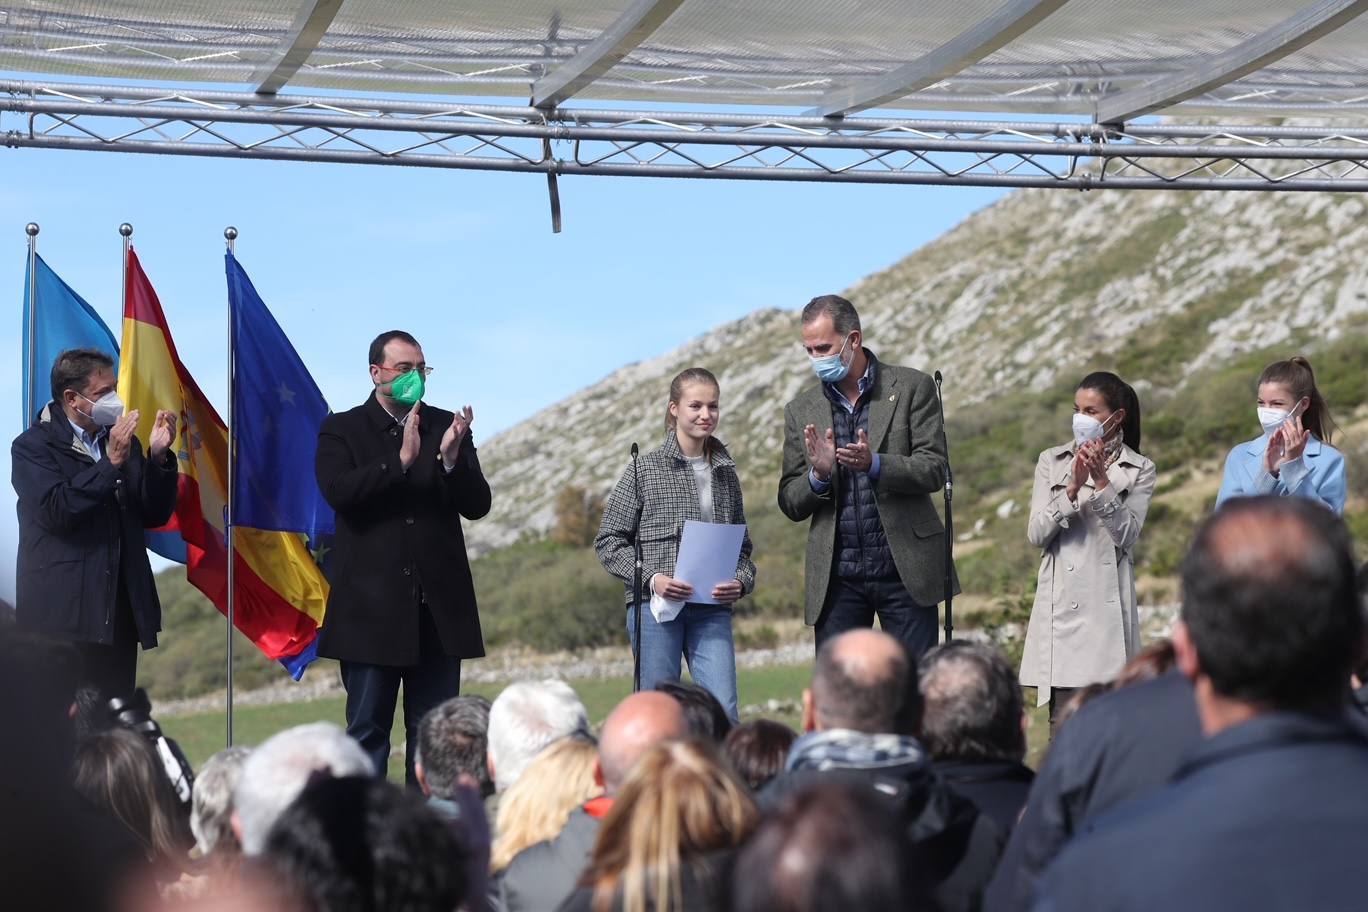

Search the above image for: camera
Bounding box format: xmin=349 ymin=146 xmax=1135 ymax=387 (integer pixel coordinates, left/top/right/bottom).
xmin=105 ymin=688 xmax=195 ymax=808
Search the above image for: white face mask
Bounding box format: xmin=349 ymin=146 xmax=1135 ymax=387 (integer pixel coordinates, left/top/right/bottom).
xmin=78 ymin=390 xmax=126 ymax=428
xmin=1257 ymin=407 xmax=1289 ymax=437
xmin=1072 ymin=413 xmax=1105 ymax=446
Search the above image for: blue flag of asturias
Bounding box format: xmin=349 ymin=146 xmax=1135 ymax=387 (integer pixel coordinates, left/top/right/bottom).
xmin=22 ymin=250 xmax=188 ymax=564
xmin=225 ymin=252 xmax=335 ymax=540
xmin=22 ymin=253 xmax=120 ymax=427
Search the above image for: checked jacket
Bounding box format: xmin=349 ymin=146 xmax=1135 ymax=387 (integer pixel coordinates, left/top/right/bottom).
xmin=594 ymin=430 xmax=756 ymax=607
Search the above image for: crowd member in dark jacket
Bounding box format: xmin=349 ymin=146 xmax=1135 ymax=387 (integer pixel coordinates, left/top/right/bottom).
xmin=315 ymin=330 xmax=491 ymax=786
xmin=778 ymin=294 xmax=958 ymax=660
xmin=0 ymin=627 xmax=152 ymax=912
xmin=12 ymin=348 xmax=178 ymax=701
xmin=762 ymin=629 xmax=1002 ymax=912
xmin=261 ymin=775 xmax=469 ymax=912
xmin=1034 ymin=497 xmax=1368 ymax=912
xmin=918 ymin=641 xmax=1035 ymax=835
xmin=496 ymin=692 xmax=686 ymax=912
xmin=985 ymin=670 xmax=1200 ymax=911
xmin=732 ymin=781 xmax=927 ymax=912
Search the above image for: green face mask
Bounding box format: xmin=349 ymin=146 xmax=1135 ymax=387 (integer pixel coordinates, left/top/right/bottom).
xmin=388 ymin=369 xmax=425 ymax=406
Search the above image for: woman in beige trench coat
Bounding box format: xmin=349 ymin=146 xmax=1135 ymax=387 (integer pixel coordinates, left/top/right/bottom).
xmin=1020 ymin=372 xmax=1157 ymax=726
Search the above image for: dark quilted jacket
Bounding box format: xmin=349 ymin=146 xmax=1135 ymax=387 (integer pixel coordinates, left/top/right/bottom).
xmin=826 ymin=375 xmax=898 ymax=580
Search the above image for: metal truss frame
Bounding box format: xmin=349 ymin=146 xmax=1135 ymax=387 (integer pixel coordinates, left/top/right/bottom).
xmin=4 ymin=80 xmax=1368 ymax=193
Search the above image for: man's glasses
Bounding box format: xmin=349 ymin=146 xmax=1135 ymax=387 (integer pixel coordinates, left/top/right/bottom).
xmin=373 ymin=364 xmax=434 ymax=377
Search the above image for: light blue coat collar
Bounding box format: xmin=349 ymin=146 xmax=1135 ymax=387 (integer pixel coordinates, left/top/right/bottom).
xmin=1241 ymin=434 xmax=1323 ymax=459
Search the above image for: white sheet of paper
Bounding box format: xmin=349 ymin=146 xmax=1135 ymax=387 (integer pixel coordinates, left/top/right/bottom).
xmin=674 ymin=520 xmax=746 ymax=605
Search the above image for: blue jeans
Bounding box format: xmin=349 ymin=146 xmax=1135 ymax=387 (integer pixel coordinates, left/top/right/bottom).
xmin=627 ymin=603 xmax=739 ymax=722
xmin=815 ymin=576 xmax=939 ymax=664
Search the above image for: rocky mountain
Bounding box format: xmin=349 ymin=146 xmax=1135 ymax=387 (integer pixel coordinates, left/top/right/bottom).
xmin=469 ymin=187 xmax=1368 ymax=553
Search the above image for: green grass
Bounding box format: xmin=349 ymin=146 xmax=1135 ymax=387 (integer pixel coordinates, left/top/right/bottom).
xmin=161 ymin=662 xmax=814 ymax=774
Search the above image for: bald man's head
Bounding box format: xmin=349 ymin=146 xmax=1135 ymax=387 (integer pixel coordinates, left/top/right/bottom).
xmin=1181 ymin=496 xmax=1360 ymax=711
xmin=809 ymin=630 xmax=918 ymax=735
xmin=598 ymin=691 xmax=687 ymax=794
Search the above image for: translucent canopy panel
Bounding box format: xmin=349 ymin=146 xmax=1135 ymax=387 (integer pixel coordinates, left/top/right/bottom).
xmin=2 ymin=0 xmax=1366 ymax=119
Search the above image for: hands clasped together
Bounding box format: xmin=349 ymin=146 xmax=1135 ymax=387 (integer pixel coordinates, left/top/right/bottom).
xmin=1066 ymin=439 xmax=1113 ymax=504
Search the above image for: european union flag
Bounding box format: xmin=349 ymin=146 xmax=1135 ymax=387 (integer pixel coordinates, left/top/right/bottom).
xmin=22 ymin=253 xmax=120 ymax=427
xmin=226 ymin=252 xmax=334 ymax=540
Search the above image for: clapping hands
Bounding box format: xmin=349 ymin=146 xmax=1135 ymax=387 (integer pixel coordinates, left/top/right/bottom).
xmin=440 ymin=405 xmax=474 ymax=467
xmin=803 ymin=424 xmax=836 ymax=481
xmin=1067 ymin=440 xmax=1111 ymax=501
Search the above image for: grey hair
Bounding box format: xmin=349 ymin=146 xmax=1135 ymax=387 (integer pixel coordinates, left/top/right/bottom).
xmin=233 ymin=722 xmax=373 ymax=855
xmin=917 ymin=641 xmax=1025 ymax=763
xmin=417 ymin=695 xmax=493 ymax=800
xmin=487 ymin=680 xmax=589 ymax=793
xmin=191 ymin=745 xmax=252 ymax=857
xmin=801 ymin=295 xmax=861 ymax=336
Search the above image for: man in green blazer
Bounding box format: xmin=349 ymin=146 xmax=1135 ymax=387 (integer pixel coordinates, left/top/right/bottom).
xmin=778 ymin=295 xmax=958 ymax=659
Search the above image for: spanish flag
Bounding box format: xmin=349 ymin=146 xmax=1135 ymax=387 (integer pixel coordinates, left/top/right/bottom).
xmin=117 ymin=247 xmax=327 ymax=675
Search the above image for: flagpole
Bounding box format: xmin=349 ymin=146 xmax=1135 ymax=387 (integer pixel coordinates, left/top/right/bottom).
xmin=119 ymin=222 xmax=132 ymax=327
xmin=224 ymin=225 xmax=238 ymax=748
xmin=25 ymin=222 xmax=39 ymax=426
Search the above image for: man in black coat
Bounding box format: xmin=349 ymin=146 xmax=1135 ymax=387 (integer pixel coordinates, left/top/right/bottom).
xmin=11 ymin=348 xmax=178 ymax=702
xmin=315 ymin=330 xmax=491 ymax=785
xmin=1032 ymin=497 xmax=1368 ymax=912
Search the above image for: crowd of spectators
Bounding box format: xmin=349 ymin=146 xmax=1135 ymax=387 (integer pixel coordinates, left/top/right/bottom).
xmin=3 ymin=495 xmax=1367 ymax=912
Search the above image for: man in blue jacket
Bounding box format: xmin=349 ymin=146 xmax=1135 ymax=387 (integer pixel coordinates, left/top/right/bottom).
xmin=12 ymin=348 xmax=178 ymax=701
xmin=1033 ymin=496 xmax=1368 ymax=912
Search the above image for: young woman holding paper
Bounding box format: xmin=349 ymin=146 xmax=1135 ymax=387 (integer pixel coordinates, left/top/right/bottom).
xmin=1215 ymin=356 xmax=1346 ymax=514
xmin=595 ymin=367 xmax=755 ymax=721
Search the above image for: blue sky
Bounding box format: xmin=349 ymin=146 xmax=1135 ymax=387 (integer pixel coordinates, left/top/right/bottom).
xmin=0 ymin=124 xmax=1007 ymax=601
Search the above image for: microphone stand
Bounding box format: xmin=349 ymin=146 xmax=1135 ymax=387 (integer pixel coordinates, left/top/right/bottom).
xmin=933 ymin=371 xmax=954 ymax=643
xmin=631 ymin=442 xmax=644 ymax=691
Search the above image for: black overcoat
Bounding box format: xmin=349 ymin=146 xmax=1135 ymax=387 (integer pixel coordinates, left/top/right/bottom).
xmin=11 ymin=403 xmax=178 ymax=647
xmin=314 ymin=393 xmax=491 ymax=666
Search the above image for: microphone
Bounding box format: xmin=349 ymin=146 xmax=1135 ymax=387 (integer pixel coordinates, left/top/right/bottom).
xmin=933 ymin=370 xmax=954 ymax=642
xmin=933 ymin=371 xmax=950 ymax=484
xmin=631 ymin=442 xmax=639 ymax=458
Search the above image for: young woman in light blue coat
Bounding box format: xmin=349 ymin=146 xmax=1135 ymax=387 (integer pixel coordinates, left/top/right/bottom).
xmin=1216 ymin=356 xmax=1346 ymax=515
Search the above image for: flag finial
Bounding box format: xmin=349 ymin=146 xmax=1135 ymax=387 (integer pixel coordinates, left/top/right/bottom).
xmin=25 ymin=222 xmax=38 ymax=237
xmin=119 ymin=223 xmax=133 ymax=238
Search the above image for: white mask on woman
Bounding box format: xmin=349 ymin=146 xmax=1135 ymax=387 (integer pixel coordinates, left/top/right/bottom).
xmin=1072 ymin=413 xmax=1105 ymax=446
xmin=1256 ymin=407 xmax=1290 ymax=437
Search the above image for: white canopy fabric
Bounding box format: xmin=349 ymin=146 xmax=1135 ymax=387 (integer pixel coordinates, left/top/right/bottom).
xmin=3 ymin=0 xmax=1367 ymax=120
